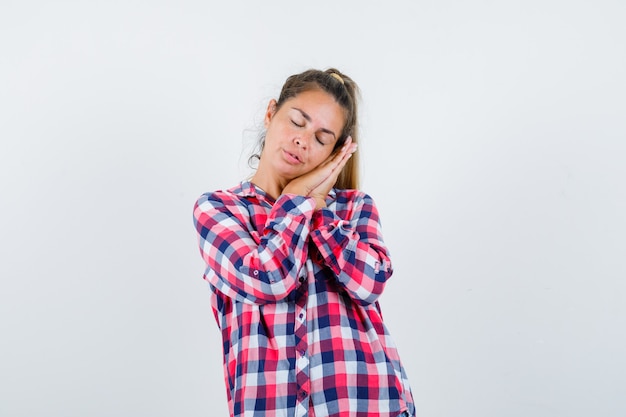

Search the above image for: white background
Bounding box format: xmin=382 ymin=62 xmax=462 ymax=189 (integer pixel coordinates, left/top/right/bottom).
xmin=1 ymin=1 xmax=625 ymax=416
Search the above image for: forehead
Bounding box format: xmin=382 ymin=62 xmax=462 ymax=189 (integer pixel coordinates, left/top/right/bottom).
xmin=284 ymin=89 xmax=346 ymax=129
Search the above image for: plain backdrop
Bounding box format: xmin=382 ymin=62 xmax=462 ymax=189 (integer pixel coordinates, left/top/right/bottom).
xmin=1 ymin=1 xmax=625 ymax=416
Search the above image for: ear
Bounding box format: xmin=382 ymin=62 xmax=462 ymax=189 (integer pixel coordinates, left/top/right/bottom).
xmin=264 ymin=99 xmax=278 ymax=128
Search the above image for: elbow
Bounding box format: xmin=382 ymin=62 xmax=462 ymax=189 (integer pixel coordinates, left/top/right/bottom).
xmin=351 ymin=271 xmax=390 ymax=306
xmin=339 ymin=265 xmax=392 ymax=306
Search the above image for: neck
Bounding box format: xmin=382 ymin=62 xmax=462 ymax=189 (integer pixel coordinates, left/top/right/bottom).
xmin=250 ymin=166 xmax=289 ymax=201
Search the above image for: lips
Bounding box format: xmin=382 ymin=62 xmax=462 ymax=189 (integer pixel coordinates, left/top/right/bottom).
xmin=283 ymin=149 xmax=302 ymax=164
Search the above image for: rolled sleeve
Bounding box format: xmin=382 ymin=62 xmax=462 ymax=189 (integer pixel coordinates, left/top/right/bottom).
xmin=309 ymin=192 xmax=393 ymax=305
xmin=194 ymin=191 xmax=316 ymax=304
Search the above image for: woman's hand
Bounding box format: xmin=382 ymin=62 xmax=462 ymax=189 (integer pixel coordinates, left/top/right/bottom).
xmin=282 ymin=137 xmax=357 ymax=210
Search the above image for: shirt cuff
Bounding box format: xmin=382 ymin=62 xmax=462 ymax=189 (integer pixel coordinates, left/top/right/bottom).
xmin=311 ymin=207 xmax=343 ymax=232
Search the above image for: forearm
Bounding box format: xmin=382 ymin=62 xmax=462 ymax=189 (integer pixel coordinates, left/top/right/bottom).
xmin=308 ymin=194 xmax=393 ymax=305
xmin=194 ymin=193 xmax=316 ymax=304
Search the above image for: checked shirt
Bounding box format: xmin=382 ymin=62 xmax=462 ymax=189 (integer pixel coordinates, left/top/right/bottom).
xmin=193 ymin=181 xmax=415 ymax=417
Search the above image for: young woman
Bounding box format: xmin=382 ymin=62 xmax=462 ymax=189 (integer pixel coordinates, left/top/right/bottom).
xmin=193 ymin=68 xmax=415 ymax=417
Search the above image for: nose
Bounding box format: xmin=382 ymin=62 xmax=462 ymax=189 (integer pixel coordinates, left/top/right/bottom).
xmin=294 ymin=136 xmax=308 ymax=149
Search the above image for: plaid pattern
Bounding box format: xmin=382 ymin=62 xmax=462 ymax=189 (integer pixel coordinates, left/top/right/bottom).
xmin=193 ymin=181 xmax=415 ymax=417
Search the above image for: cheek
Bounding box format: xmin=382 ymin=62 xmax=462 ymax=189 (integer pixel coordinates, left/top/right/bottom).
xmin=269 ymin=124 xmax=295 ymax=144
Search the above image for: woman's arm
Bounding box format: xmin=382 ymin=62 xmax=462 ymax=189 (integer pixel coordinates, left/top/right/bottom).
xmin=193 ymin=191 xmax=315 ymax=304
xmin=308 ymin=191 xmax=393 ymax=305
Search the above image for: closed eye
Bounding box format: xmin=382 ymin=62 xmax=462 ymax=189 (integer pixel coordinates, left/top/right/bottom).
xmin=290 ymin=114 xmax=329 ymax=145
xmin=290 ymin=106 xmax=338 ymax=143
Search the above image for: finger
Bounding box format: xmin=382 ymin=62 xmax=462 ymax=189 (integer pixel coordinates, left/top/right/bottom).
xmin=325 ymin=138 xmax=356 ymax=171
xmin=319 ymin=136 xmax=353 ymax=165
xmin=312 ymin=145 xmax=356 ymax=192
xmin=333 ymin=148 xmax=355 ymax=175
xmin=331 ymin=141 xmax=357 ymax=171
xmin=303 ymin=138 xmax=357 ymax=193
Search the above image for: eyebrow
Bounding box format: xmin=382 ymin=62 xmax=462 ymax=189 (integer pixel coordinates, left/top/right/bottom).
xmin=292 ymin=107 xmax=337 ymax=139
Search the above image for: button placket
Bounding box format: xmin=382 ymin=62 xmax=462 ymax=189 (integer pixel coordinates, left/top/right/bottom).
xmin=293 ymin=275 xmax=310 ymax=416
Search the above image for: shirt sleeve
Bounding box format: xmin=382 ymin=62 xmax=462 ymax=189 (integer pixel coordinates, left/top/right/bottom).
xmin=193 ymin=191 xmax=316 ymax=304
xmin=309 ymin=192 xmax=393 ymax=305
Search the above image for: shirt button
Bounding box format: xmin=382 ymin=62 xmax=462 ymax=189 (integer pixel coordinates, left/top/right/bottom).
xmin=253 ymin=270 xmax=258 ymax=276
xmin=299 ymin=277 xmax=305 ymax=283
xmin=299 ymin=390 xmax=307 ymax=398
xmin=298 ymin=349 xmax=306 ymax=356
xmin=299 ymin=313 xmax=304 ymax=319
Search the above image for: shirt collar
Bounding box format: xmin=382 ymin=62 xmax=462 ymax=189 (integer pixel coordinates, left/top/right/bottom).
xmin=235 ymin=180 xmax=260 ymax=198
xmin=234 ymin=180 xmax=337 ymax=200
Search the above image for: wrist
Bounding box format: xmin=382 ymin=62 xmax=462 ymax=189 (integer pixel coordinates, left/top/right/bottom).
xmin=314 ymin=198 xmax=327 ymax=210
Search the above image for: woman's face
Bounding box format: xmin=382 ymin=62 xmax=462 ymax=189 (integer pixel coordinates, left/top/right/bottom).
xmin=261 ymin=89 xmax=345 ymax=181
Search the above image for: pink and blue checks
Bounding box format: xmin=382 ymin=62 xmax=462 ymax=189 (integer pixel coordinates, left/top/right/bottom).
xmin=193 ymin=181 xmax=414 ymax=417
